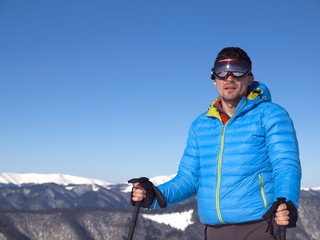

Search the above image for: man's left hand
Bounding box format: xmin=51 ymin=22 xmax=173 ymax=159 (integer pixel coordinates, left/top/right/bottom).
xmin=275 ymin=203 xmax=290 ymax=225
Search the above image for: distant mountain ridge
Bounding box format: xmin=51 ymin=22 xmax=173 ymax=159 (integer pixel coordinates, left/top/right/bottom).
xmin=1 ymin=172 xmax=318 ymax=189
xmin=1 ymin=172 xmax=319 ymax=208
xmin=0 ymin=172 xmax=113 ymax=187
xmin=0 ymin=172 xmax=175 ymax=188
xmin=0 ymin=172 xmax=176 ymax=211
xmin=0 ymin=173 xmax=319 ymax=239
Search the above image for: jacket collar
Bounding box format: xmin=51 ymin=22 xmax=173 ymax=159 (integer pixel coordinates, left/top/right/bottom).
xmin=206 ymin=81 xmax=271 ymax=118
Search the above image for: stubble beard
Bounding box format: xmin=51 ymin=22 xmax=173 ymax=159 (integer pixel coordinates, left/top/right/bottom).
xmin=220 ymin=91 xmax=243 ymax=107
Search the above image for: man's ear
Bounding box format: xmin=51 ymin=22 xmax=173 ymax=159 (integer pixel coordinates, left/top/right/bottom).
xmin=248 ymin=75 xmax=254 ymax=85
xmin=213 ymin=80 xmax=217 ymax=86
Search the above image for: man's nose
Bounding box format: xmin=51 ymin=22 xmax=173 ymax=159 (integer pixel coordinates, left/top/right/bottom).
xmin=225 ymin=72 xmax=235 ymax=82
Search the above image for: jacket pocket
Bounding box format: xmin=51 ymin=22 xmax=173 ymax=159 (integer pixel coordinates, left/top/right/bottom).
xmin=259 ymin=173 xmax=267 ymax=208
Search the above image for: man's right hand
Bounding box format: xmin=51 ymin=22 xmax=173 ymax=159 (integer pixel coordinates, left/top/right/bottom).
xmin=128 ymin=177 xmax=156 ymax=208
xmin=132 ymin=182 xmax=147 ymax=202
xmin=128 ymin=177 xmax=167 ymax=209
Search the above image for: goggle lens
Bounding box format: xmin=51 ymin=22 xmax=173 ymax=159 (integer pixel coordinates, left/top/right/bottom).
xmin=211 ymin=61 xmax=250 ymax=79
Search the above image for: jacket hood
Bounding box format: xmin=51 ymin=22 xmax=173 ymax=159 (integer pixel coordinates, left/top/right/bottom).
xmin=247 ymin=81 xmax=271 ymax=102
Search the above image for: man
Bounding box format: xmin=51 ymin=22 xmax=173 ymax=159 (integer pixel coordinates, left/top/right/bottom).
xmin=131 ymin=47 xmax=301 ymax=240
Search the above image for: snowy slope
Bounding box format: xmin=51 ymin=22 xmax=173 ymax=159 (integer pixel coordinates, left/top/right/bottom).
xmin=142 ymin=209 xmax=194 ymax=231
xmin=0 ymin=172 xmax=113 ymax=187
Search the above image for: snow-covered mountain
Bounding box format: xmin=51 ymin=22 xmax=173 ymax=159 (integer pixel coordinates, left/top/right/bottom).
xmin=0 ymin=172 xmax=176 ymax=210
xmin=2 ymin=172 xmax=317 ymax=191
xmin=0 ymin=172 xmax=319 ymax=240
xmin=0 ymin=173 xmax=201 ymax=239
xmin=0 ymin=172 xmax=174 ymax=188
xmin=301 ymin=186 xmax=320 ymax=192
xmin=300 ymin=186 xmax=320 ymax=198
xmin=0 ymin=172 xmax=113 ymax=187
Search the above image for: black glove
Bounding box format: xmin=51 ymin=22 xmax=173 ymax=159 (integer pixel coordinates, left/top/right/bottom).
xmin=128 ymin=177 xmax=167 ymax=209
xmin=263 ymin=198 xmax=298 ymax=228
xmin=262 ymin=198 xmax=297 ymax=238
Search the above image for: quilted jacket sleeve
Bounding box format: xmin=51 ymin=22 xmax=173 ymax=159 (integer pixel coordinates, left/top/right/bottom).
xmin=263 ymin=103 xmax=301 ymax=208
xmin=150 ymin=120 xmax=201 ymax=209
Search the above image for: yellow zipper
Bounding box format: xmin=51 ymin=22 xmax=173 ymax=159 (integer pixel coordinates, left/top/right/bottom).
xmin=216 ymin=99 xmax=247 ymax=224
xmin=259 ymin=173 xmax=267 ymax=208
xmin=216 ymin=125 xmax=226 ymax=224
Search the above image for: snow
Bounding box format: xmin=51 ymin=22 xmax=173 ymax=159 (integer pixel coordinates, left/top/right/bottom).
xmin=123 ymin=174 xmax=176 ymax=193
xmin=0 ymin=173 xmax=176 ymax=192
xmin=149 ymin=174 xmax=176 ymax=186
xmin=301 ymin=186 xmax=320 ymax=191
xmin=2 ymin=172 xmax=319 ymax=193
xmin=0 ymin=172 xmax=113 ymax=187
xmin=142 ymin=209 xmax=194 ymax=231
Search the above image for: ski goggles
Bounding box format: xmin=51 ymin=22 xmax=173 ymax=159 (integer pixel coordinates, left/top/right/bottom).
xmin=211 ymin=61 xmax=251 ymax=80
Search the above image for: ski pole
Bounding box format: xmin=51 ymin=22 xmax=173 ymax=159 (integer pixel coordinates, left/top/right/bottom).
xmin=127 ymin=201 xmax=141 ymax=240
xmin=127 ymin=177 xmax=166 ymax=240
xmin=277 ymin=197 xmax=286 ymax=240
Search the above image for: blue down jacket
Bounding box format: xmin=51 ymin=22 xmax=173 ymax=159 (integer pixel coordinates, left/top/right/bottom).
xmin=151 ymin=81 xmax=301 ymax=225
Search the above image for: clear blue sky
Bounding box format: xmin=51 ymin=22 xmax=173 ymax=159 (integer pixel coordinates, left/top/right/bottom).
xmin=0 ymin=0 xmax=319 ymax=187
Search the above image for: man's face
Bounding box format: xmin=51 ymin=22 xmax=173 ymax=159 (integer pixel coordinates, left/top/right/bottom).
xmin=213 ymin=59 xmax=254 ymax=106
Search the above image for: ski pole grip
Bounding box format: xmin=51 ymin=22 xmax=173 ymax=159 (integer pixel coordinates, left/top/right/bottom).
xmin=277 ymin=197 xmax=287 ymax=240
